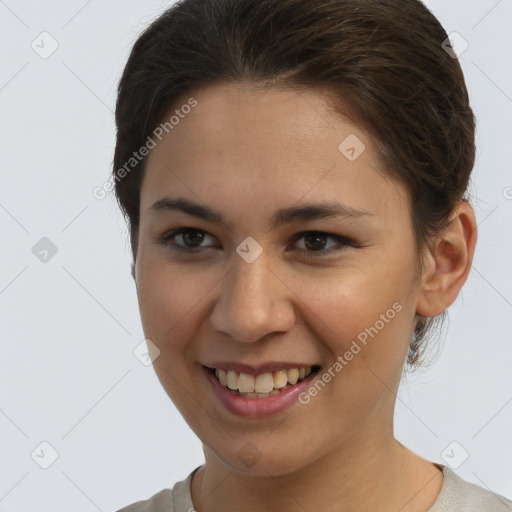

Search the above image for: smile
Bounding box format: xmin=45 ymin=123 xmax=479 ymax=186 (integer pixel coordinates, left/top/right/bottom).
xmin=213 ymin=367 xmax=313 ymax=397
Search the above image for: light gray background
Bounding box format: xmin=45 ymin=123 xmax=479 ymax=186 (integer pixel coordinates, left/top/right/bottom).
xmin=1 ymin=1 xmax=511 ymax=510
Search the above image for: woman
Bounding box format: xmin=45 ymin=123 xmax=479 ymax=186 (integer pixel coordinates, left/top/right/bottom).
xmin=113 ymin=0 xmax=512 ymax=510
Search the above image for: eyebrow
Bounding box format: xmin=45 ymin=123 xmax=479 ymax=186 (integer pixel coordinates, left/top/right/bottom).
xmin=148 ymin=197 xmax=373 ymax=231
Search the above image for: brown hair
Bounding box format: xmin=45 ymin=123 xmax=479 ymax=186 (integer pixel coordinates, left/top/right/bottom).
xmin=113 ymin=0 xmax=476 ymax=368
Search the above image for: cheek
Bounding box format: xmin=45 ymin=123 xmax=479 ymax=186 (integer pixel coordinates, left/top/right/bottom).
xmin=292 ymin=266 xmax=411 ymax=348
xmin=294 ymin=277 xmax=411 ymax=427
xmin=136 ymin=259 xmax=214 ymax=419
xmin=285 ymin=261 xmax=417 ymax=405
xmin=136 ymin=256 xmax=213 ymax=347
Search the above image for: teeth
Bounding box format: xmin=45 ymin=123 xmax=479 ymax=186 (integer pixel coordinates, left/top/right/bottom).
xmin=254 ymin=373 xmax=274 ymax=393
xmin=272 ymin=370 xmax=288 ymax=388
xmin=212 ymin=366 xmax=314 ymax=396
xmin=238 ymin=372 xmax=255 ymax=393
xmin=218 ymin=368 xmax=228 ymax=386
xmin=227 ymin=370 xmax=238 ymax=390
xmin=287 ymin=368 xmax=299 ymax=385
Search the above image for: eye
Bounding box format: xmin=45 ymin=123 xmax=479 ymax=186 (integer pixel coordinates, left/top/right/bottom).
xmin=289 ymin=231 xmax=353 ymax=258
xmin=159 ymin=228 xmax=354 ymax=257
xmin=159 ymin=228 xmax=217 ymax=252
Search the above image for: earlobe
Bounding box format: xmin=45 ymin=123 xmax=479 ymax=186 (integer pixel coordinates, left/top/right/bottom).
xmin=416 ymin=202 xmax=477 ymax=317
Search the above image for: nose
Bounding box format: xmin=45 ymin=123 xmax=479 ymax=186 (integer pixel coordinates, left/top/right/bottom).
xmin=209 ymin=248 xmax=296 ymax=343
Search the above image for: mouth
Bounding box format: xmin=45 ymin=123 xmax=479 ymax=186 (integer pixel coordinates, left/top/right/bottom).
xmin=204 ymin=365 xmax=321 ymax=398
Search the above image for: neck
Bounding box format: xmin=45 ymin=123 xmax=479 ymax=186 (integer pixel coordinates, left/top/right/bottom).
xmin=191 ymin=422 xmax=443 ymax=512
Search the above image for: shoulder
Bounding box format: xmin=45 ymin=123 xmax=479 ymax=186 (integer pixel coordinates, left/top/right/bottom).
xmin=114 ymin=467 xmax=198 ymax=512
xmin=430 ymin=465 xmax=512 ymax=511
xmin=116 ymin=489 xmax=174 ymax=512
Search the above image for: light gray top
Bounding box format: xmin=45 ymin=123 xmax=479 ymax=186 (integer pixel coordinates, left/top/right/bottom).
xmin=116 ymin=464 xmax=512 ymax=511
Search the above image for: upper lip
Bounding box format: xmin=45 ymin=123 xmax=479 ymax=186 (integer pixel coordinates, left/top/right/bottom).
xmin=203 ymin=362 xmax=319 ymax=375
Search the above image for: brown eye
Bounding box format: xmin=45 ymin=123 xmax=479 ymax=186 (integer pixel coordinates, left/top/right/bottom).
xmin=291 ymin=231 xmax=352 ymax=258
xmin=160 ymin=228 xmax=215 ymax=250
xmin=179 ymin=229 xmax=205 ymax=248
xmin=302 ymin=232 xmax=329 ymax=251
xmin=159 ymin=228 xmax=353 ymax=258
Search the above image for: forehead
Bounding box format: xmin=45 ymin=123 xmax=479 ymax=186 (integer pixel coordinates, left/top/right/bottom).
xmin=161 ymin=82 xmax=360 ymax=150
xmin=140 ymin=82 xmax=409 ymax=224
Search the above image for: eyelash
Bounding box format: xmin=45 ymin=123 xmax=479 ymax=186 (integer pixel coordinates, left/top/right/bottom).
xmin=158 ymin=228 xmax=355 ymax=259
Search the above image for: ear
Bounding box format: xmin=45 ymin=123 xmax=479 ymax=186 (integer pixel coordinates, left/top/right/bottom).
xmin=416 ymin=201 xmax=477 ymax=317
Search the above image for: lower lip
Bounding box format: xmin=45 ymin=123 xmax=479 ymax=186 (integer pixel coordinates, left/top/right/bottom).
xmin=203 ymin=366 xmax=318 ymax=418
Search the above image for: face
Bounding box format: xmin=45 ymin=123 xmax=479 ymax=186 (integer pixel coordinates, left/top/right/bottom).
xmin=135 ymin=82 xmax=423 ymax=476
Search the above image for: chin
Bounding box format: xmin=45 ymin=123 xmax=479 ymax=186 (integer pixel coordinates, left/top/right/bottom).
xmin=207 ymin=435 xmax=326 ymax=478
